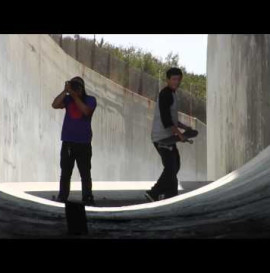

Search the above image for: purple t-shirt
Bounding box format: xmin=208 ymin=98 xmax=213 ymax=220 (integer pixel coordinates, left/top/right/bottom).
xmin=61 ymin=95 xmax=97 ymax=143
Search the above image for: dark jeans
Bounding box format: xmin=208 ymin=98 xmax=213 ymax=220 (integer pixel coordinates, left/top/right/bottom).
xmin=151 ymin=142 xmax=180 ymax=198
xmin=58 ymin=141 xmax=93 ymax=201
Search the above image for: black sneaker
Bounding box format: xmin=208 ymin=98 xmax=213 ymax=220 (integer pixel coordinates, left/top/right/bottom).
xmin=144 ymin=191 xmax=159 ymax=202
xmin=82 ymin=197 xmax=95 ymax=206
xmin=158 ymin=194 xmax=166 ymax=200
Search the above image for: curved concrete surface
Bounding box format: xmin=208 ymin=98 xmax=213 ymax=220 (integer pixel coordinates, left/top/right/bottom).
xmin=0 ymin=145 xmax=270 ymax=238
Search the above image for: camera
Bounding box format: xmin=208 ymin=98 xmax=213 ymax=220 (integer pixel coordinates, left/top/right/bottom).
xmin=65 ymin=80 xmax=83 ymax=95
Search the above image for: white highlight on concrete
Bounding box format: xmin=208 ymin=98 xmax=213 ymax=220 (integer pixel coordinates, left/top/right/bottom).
xmin=0 ymin=174 xmax=237 ymax=212
xmin=0 ymin=181 xmax=159 ymax=192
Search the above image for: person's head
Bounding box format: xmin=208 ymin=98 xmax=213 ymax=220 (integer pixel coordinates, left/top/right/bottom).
xmin=166 ymin=67 xmax=183 ymax=90
xmin=70 ymin=76 xmax=86 ymax=98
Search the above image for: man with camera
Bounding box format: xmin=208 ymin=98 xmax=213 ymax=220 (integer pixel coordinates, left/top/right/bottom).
xmin=52 ymin=77 xmax=97 ymax=206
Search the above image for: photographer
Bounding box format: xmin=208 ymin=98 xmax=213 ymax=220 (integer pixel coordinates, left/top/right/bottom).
xmin=52 ymin=77 xmax=97 ymax=206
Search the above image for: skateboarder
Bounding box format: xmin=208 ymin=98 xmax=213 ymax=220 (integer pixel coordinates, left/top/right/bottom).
xmin=52 ymin=77 xmax=97 ymax=206
xmin=145 ymin=68 xmax=195 ymax=202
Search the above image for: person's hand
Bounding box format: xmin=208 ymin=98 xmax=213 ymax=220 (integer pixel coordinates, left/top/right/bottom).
xmin=64 ymin=82 xmax=72 ymax=94
xmin=178 ymin=132 xmax=186 ymax=142
xmin=69 ymin=89 xmax=80 ymax=100
xmin=172 ymin=126 xmax=186 ymax=142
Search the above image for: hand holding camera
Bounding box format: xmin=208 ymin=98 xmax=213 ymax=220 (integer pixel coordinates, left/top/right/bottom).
xmin=65 ymin=81 xmax=72 ymax=95
xmin=65 ymin=81 xmax=81 ymax=100
xmin=65 ymin=80 xmax=82 ymax=99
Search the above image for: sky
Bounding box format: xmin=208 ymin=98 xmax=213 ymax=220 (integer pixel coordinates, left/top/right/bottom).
xmin=63 ymin=34 xmax=208 ymax=75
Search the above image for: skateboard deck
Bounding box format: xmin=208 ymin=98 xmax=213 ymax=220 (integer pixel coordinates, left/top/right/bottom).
xmin=158 ymin=129 xmax=198 ymax=145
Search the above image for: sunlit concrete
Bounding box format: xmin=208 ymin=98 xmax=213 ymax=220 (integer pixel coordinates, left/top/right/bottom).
xmin=207 ymin=34 xmax=270 ymax=180
xmin=0 ymin=181 xmax=184 ymax=208
xmin=0 ymin=181 xmax=162 ymax=192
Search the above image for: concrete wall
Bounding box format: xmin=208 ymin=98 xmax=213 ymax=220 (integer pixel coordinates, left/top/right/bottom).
xmin=51 ymin=35 xmax=207 ymax=123
xmin=0 ymin=35 xmax=206 ymax=182
xmin=207 ymin=34 xmax=270 ymax=181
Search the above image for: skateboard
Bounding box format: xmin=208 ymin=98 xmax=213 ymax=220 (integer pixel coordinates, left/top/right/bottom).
xmin=158 ymin=128 xmax=198 ymax=145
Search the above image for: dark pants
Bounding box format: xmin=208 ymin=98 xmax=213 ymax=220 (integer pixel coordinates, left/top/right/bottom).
xmin=58 ymin=141 xmax=93 ymax=201
xmin=151 ymin=142 xmax=180 ymax=198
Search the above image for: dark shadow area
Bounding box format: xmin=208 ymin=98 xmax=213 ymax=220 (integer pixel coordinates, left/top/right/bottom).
xmin=26 ymin=181 xmax=213 ymax=207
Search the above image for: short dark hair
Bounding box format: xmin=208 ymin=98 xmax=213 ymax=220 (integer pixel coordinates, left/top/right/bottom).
xmin=166 ymin=67 xmax=183 ymax=79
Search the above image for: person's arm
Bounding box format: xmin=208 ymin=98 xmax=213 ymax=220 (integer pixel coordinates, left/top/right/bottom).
xmin=52 ymin=90 xmax=66 ymax=109
xmin=52 ymin=82 xmax=69 ymax=109
xmin=159 ymin=90 xmax=185 ymax=141
xmin=159 ymin=90 xmax=174 ymax=128
xmin=171 ymin=125 xmax=185 ymax=141
xmin=70 ymin=91 xmax=96 ymax=117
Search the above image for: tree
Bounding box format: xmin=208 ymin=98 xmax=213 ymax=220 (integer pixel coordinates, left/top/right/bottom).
xmin=165 ymin=52 xmax=179 ymax=67
xmin=59 ymin=36 xmax=206 ymax=101
xmin=98 ymin=38 xmax=104 ymax=48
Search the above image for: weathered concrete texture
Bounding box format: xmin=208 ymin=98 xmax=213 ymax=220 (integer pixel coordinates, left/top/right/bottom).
xmin=51 ymin=35 xmax=207 ymax=123
xmin=207 ymin=35 xmax=270 ymax=181
xmin=0 ymin=35 xmax=206 ymax=182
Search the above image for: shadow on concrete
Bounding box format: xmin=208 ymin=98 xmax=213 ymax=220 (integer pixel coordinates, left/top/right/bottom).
xmin=26 ymin=181 xmax=213 ymax=207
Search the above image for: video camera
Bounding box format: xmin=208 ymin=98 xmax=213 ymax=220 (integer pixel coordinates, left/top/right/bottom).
xmin=65 ymin=80 xmax=83 ymax=93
